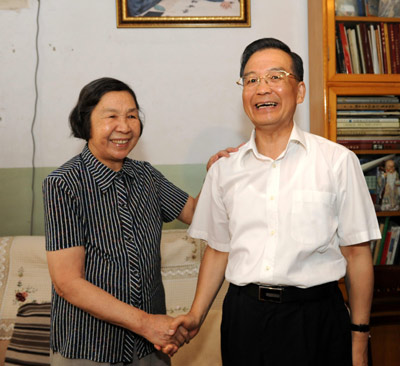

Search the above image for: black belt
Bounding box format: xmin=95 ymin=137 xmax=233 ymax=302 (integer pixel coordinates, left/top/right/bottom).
xmin=232 ymin=281 xmax=338 ymax=303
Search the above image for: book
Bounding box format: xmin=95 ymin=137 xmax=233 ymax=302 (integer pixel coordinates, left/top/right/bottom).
xmin=337 ymin=140 xmax=400 ymax=150
xmin=337 ymin=103 xmax=400 ymax=110
xmin=380 ymin=230 xmax=392 ymax=264
xmin=389 ymin=24 xmax=397 ymax=74
xmin=380 ymin=23 xmax=388 ymax=74
xmin=337 ymin=117 xmax=399 ymax=124
xmin=386 ymin=225 xmax=400 ymax=264
xmin=357 ymin=0 xmax=366 ymax=16
xmin=375 ymin=217 xmax=390 ymax=264
xmin=336 ymin=25 xmax=347 ymax=74
xmin=338 ymin=135 xmax=400 ymax=140
xmin=356 ymin=24 xmax=366 ymax=74
xmin=337 ymin=128 xmax=400 ymax=136
xmin=392 ymin=234 xmax=400 ymax=264
xmin=395 ymin=24 xmax=400 ymax=74
xmin=369 ymin=24 xmax=380 ymax=74
xmin=337 ymin=110 xmax=400 ymax=115
xmin=373 ymin=220 xmax=387 ymax=264
xmin=364 ymin=0 xmax=379 ymax=16
xmin=359 ymin=23 xmax=374 ymax=74
xmin=337 ymin=96 xmax=400 ymax=103
xmin=384 ymin=23 xmax=392 ymax=74
xmin=348 ymin=28 xmax=361 ymax=74
xmin=376 ymin=26 xmax=384 ymax=74
xmin=338 ymin=23 xmax=353 ymax=73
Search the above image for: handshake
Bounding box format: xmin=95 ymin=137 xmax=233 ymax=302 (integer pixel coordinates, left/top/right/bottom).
xmin=142 ymin=311 xmax=203 ymax=357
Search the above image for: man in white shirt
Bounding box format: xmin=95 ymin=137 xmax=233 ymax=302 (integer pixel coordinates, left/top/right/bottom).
xmin=166 ymin=38 xmax=380 ymax=366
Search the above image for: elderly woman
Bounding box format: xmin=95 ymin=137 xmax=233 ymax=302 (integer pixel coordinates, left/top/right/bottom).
xmin=43 ymin=77 xmax=234 ymax=365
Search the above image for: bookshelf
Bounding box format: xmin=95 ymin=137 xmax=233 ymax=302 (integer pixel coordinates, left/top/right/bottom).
xmin=308 ymin=0 xmax=400 ymax=250
xmin=308 ymin=1 xmax=400 ymax=364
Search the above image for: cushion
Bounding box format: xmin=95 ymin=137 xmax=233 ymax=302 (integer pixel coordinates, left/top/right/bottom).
xmin=5 ymin=302 xmax=51 ymax=366
xmin=0 ymin=236 xmax=52 ymax=339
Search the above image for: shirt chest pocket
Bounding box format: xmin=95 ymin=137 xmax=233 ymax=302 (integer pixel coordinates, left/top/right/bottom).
xmin=290 ymin=190 xmax=338 ymax=248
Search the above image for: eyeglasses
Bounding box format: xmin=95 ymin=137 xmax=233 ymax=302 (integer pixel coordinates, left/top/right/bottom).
xmin=236 ymin=70 xmax=298 ymax=88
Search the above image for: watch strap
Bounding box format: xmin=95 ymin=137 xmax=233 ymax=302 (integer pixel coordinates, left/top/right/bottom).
xmin=350 ymin=323 xmax=370 ymax=332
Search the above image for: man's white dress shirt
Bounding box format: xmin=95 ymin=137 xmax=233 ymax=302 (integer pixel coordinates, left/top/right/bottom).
xmin=188 ymin=124 xmax=381 ymax=288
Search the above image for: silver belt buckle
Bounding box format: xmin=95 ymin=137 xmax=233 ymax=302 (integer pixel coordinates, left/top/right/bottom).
xmin=258 ymin=285 xmax=284 ymax=303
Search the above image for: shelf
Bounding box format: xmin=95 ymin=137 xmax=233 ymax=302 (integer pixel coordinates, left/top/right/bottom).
xmin=329 ymin=74 xmax=400 ymax=84
xmin=377 ymin=211 xmax=400 ymax=217
xmin=353 ymin=150 xmax=400 ymax=155
xmin=335 ymin=16 xmax=400 ymax=23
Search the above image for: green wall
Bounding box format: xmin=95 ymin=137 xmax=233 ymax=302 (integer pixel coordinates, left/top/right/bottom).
xmin=0 ymin=164 xmax=206 ymax=236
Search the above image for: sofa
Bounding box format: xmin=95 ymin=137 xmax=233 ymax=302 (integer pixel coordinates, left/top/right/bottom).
xmin=0 ymin=232 xmax=228 ymax=366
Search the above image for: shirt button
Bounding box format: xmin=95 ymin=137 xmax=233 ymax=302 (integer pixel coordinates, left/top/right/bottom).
xmin=270 ymin=230 xmax=275 ymax=236
xmin=266 ymin=266 xmax=270 ymax=271
xmin=270 ymin=196 xmax=274 ymax=200
xmin=272 ymin=163 xmax=276 ymax=168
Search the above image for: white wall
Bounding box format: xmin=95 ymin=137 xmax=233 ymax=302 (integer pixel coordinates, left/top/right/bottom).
xmin=0 ymin=0 xmax=309 ymax=168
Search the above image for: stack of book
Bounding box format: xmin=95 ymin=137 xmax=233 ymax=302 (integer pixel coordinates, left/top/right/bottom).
xmin=372 ymin=218 xmax=400 ymax=265
xmin=336 ymin=21 xmax=400 ymax=74
xmin=336 ymin=95 xmax=400 ymax=150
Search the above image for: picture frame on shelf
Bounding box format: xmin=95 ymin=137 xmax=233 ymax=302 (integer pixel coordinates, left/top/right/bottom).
xmin=116 ymin=0 xmax=251 ymax=28
xmin=335 ymin=0 xmax=359 ymax=16
xmin=378 ymin=0 xmax=400 ymax=18
xmin=376 ymin=155 xmax=400 ymax=211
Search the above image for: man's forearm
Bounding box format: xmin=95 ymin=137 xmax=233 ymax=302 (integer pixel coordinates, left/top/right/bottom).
xmin=341 ymin=242 xmax=374 ymax=366
xmin=343 ymin=243 xmax=374 ymax=325
xmin=189 ymin=245 xmax=229 ymax=324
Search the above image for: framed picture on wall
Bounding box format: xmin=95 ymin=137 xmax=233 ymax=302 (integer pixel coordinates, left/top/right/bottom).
xmin=116 ymin=0 xmax=250 ymax=28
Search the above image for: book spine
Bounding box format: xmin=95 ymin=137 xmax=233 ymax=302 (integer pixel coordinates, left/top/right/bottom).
xmin=337 ymin=117 xmax=399 ymax=122
xmin=380 ymin=22 xmax=388 ymax=74
xmin=376 ymin=217 xmax=390 ymax=265
xmin=338 ymin=23 xmax=353 ymax=73
xmin=357 ymin=0 xmax=365 ymax=16
xmin=360 ymin=22 xmax=373 ymax=73
xmin=337 ymin=96 xmax=399 ymax=103
xmin=373 ymin=220 xmax=386 ymax=264
xmin=336 ymin=25 xmax=346 ymax=74
xmin=376 ymin=26 xmax=383 ymax=74
xmin=337 ymin=103 xmax=400 ymax=110
xmin=338 ymin=135 xmax=400 ymax=140
xmin=380 ymin=231 xmax=392 ymax=265
xmin=395 ymin=23 xmax=400 ymax=74
xmin=389 ymin=24 xmax=397 ymax=74
xmin=337 ymin=129 xmax=400 ymax=136
xmin=369 ymin=24 xmax=380 ymax=74
xmin=338 ymin=122 xmax=399 ymax=128
xmin=386 ymin=226 xmax=400 ymax=265
xmin=348 ymin=28 xmax=361 ymax=74
xmin=388 ymin=227 xmax=400 ymax=265
xmin=337 ymin=141 xmax=400 ymax=150
xmin=356 ymin=24 xmax=366 ymax=73
xmin=384 ymin=22 xmax=392 ymax=74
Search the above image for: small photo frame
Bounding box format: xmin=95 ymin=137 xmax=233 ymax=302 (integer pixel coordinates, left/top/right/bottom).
xmin=376 ymin=156 xmax=400 ymax=211
xmin=116 ymin=0 xmax=251 ymax=28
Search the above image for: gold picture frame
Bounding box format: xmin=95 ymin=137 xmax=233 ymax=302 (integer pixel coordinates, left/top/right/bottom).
xmin=116 ymin=0 xmax=250 ymax=28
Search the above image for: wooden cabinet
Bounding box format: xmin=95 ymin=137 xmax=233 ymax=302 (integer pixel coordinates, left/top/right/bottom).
xmin=308 ymin=1 xmax=400 ymax=365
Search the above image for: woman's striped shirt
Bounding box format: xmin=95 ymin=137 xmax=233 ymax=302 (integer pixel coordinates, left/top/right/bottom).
xmin=43 ymin=145 xmax=188 ymax=363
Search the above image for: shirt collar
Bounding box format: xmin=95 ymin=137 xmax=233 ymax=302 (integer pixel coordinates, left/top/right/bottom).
xmin=243 ymin=122 xmax=308 ymax=161
xmin=81 ymin=145 xmax=136 ymax=192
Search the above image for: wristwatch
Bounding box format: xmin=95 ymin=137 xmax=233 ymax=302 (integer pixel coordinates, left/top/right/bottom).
xmin=350 ymin=323 xmax=370 ymax=332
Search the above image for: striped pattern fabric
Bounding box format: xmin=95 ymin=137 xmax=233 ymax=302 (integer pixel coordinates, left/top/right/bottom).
xmin=42 ymin=145 xmax=188 ymax=363
xmin=5 ymin=302 xmax=51 ymax=366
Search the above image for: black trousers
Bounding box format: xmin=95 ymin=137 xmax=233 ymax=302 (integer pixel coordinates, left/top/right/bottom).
xmin=220 ymin=283 xmax=352 ymax=366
